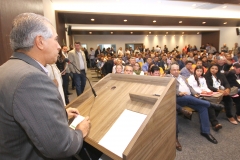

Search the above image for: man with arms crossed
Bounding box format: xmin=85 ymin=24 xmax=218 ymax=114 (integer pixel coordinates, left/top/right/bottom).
xmin=0 ymin=13 xmax=90 ymax=160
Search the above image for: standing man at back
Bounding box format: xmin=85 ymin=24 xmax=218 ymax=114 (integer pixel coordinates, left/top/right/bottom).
xmin=68 ymin=42 xmax=88 ymax=96
xmin=0 ymin=13 xmax=90 ymax=160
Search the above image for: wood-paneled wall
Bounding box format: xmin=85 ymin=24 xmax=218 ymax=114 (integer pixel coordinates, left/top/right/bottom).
xmin=201 ymin=31 xmax=220 ymax=52
xmin=0 ymin=0 xmax=43 ymax=65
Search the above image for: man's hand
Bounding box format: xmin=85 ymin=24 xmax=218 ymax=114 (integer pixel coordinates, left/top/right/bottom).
xmin=194 ymin=94 xmax=200 ymax=98
xmin=76 ymin=116 xmax=90 ymax=138
xmin=66 ymin=107 xmax=80 ymax=119
xmin=179 ymin=92 xmax=187 ymax=96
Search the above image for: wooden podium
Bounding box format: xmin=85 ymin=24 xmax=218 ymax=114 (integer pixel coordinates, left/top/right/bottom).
xmin=67 ymin=74 xmax=176 ymax=160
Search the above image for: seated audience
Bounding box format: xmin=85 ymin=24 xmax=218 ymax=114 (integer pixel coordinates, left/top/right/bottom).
xmin=124 ymin=65 xmax=133 ymax=75
xmin=133 ymin=62 xmax=144 ymax=75
xmin=136 ymin=54 xmax=144 ymax=63
xmin=150 ymin=66 xmax=160 ymax=76
xmin=115 ymin=65 xmax=124 ymax=74
xmin=188 ymin=66 xmax=224 ymax=131
xmin=142 ymin=57 xmax=152 ymax=75
xmin=226 ymin=63 xmax=240 ymax=122
xmin=180 ymin=60 xmax=194 ymax=78
xmin=204 ymin=64 xmax=238 ymax=125
xmin=166 ymin=63 xmax=218 ymax=151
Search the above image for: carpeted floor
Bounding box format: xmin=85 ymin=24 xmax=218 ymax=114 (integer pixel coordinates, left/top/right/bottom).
xmin=68 ymin=69 xmax=240 ymax=160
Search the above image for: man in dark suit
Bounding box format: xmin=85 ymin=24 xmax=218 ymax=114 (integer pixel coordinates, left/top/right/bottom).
xmin=0 ymin=13 xmax=90 ymax=160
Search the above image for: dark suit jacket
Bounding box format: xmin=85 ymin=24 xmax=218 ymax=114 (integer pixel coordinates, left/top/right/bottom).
xmin=0 ymin=52 xmax=83 ymax=160
xmin=204 ymin=72 xmax=230 ymax=92
xmin=226 ymin=69 xmax=240 ymax=88
xmin=95 ymin=49 xmax=101 ymax=57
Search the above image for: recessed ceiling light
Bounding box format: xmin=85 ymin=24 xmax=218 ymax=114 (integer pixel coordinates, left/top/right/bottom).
xmin=202 ymin=22 xmax=206 ymax=24
xmin=149 ymin=32 xmax=151 ymax=34
xmin=182 ymin=35 xmax=183 ymax=36
xmin=153 ymin=20 xmax=156 ymax=23
xmin=223 ymin=22 xmax=227 ymax=24
xmin=179 ymin=21 xmax=182 ymax=23
xmin=130 ymin=32 xmax=133 ymax=34
xmin=111 ymin=32 xmax=113 ymax=34
xmin=156 ymin=35 xmax=157 ymax=36
xmin=124 ymin=19 xmax=127 ymax=22
xmin=165 ymin=35 xmax=166 ymax=36
xmin=91 ymin=19 xmax=95 ymax=21
xmin=222 ymin=6 xmax=227 ymax=8
xmin=147 ymin=35 xmax=148 ymax=36
xmin=182 ymin=32 xmax=184 ymax=34
xmin=89 ymin=32 xmax=92 ymax=34
xmin=166 ymin=32 xmax=168 ymax=34
xmin=173 ymin=35 xmax=175 ymax=36
xmin=197 ymin=32 xmax=199 ymax=34
xmin=192 ymin=4 xmax=196 ymax=7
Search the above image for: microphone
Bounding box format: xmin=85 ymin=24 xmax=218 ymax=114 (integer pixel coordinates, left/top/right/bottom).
xmin=64 ymin=58 xmax=97 ymax=97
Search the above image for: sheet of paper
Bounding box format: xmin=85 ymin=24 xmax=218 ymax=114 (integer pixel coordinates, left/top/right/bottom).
xmin=98 ymin=109 xmax=147 ymax=158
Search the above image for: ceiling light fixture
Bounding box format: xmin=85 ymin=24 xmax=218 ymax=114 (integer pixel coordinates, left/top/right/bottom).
xmin=111 ymin=32 xmax=113 ymax=34
xmin=197 ymin=32 xmax=199 ymax=34
xmin=156 ymin=35 xmax=157 ymax=36
xmin=91 ymin=19 xmax=95 ymax=21
xmin=130 ymin=32 xmax=133 ymax=34
xmin=223 ymin=22 xmax=227 ymax=24
xmin=182 ymin=32 xmax=184 ymax=34
xmin=89 ymin=32 xmax=92 ymax=34
xmin=147 ymin=35 xmax=148 ymax=36
xmin=153 ymin=20 xmax=156 ymax=23
xmin=166 ymin=32 xmax=168 ymax=34
xmin=179 ymin=21 xmax=182 ymax=23
xmin=149 ymin=32 xmax=151 ymax=34
xmin=192 ymin=4 xmax=196 ymax=7
xmin=222 ymin=6 xmax=227 ymax=8
xmin=165 ymin=35 xmax=166 ymax=36
xmin=124 ymin=19 xmax=127 ymax=22
xmin=202 ymin=22 xmax=206 ymax=24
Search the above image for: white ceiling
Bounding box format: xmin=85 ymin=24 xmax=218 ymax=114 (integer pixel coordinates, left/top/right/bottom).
xmin=52 ymin=0 xmax=240 ymax=18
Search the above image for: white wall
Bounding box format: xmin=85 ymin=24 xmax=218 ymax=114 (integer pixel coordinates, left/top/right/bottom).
xmin=73 ymin=35 xmax=201 ymax=51
xmin=219 ymin=27 xmax=240 ymax=51
xmin=43 ymin=0 xmax=56 ymax=29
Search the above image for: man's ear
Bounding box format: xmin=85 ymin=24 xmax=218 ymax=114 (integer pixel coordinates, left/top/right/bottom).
xmin=35 ymin=35 xmax=44 ymax=50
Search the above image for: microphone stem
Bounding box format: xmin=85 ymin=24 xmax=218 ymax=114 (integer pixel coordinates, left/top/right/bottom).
xmin=69 ymin=62 xmax=97 ymax=97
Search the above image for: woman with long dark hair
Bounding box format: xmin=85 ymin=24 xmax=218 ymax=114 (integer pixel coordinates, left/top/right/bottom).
xmin=204 ymin=64 xmax=238 ymax=125
xmin=188 ymin=66 xmax=224 ymax=131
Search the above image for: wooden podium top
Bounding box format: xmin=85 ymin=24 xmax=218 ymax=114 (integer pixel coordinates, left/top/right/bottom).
xmin=67 ymin=74 xmax=176 ymax=160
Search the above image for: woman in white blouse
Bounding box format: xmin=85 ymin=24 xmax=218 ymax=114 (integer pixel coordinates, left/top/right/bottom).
xmin=188 ymin=65 xmax=223 ymax=131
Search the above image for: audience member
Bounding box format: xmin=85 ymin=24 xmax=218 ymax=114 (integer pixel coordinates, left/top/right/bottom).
xmin=204 ymin=64 xmax=238 ymax=125
xmin=188 ymin=66 xmax=224 ymax=131
xmin=180 ymin=60 xmax=194 ymax=78
xmin=133 ymin=62 xmax=144 ymax=75
xmin=68 ymin=42 xmax=88 ymax=96
xmin=124 ymin=65 xmax=133 ymax=75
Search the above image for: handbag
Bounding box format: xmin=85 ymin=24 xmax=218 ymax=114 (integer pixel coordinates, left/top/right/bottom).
xmin=229 ymin=86 xmax=238 ymax=96
xmin=202 ymin=92 xmax=223 ymax=104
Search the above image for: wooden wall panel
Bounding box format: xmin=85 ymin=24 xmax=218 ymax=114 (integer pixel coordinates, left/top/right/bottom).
xmin=55 ymin=12 xmax=67 ymax=46
xmin=201 ymin=31 xmax=220 ymax=52
xmin=0 ymin=0 xmax=43 ymax=65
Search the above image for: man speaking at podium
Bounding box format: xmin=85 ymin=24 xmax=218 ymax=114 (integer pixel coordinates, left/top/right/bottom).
xmin=0 ymin=13 xmax=90 ymax=159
